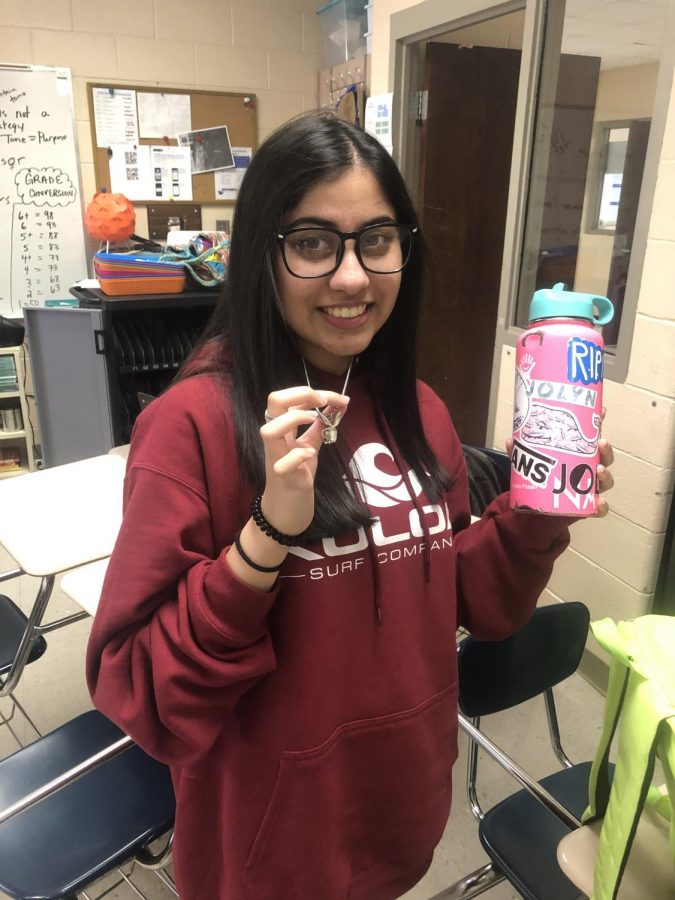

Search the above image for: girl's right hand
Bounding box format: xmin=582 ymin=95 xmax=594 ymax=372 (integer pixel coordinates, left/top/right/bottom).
xmin=258 ymin=386 xmax=350 ymax=537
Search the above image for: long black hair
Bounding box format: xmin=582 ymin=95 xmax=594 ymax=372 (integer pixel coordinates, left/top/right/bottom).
xmin=187 ymin=111 xmax=448 ymax=541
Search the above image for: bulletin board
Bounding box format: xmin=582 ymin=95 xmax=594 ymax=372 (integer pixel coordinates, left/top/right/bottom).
xmin=87 ymin=83 xmax=258 ymax=205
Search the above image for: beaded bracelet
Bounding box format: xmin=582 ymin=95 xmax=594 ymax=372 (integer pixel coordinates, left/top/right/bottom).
xmin=233 ymin=530 xmax=282 ymax=573
xmin=250 ymin=495 xmax=306 ymax=547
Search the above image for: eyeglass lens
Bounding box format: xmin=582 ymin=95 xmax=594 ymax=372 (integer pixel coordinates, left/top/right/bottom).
xmin=283 ymin=225 xmax=412 ymax=277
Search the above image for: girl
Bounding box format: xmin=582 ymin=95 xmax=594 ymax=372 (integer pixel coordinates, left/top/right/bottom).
xmin=87 ymin=112 xmax=614 ymax=900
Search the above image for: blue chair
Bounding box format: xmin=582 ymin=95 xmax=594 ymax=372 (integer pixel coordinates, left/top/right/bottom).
xmin=431 ymin=601 xmax=605 ymax=900
xmin=0 ymin=592 xmax=47 ymax=746
xmin=0 ymin=709 xmax=176 ymax=899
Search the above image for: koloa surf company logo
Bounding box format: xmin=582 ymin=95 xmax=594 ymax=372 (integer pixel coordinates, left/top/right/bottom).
xmin=285 ymin=443 xmax=453 ymax=579
xmin=349 ymin=442 xmax=424 ymax=507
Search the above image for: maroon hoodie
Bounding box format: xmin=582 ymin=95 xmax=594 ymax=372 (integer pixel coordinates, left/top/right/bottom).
xmin=86 ymin=369 xmax=570 ymax=900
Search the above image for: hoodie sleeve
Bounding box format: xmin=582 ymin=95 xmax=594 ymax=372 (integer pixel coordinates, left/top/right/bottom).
xmin=86 ymin=384 xmax=276 ymax=767
xmin=450 ymin=456 xmax=570 ymax=639
xmin=418 ymin=383 xmax=570 ymax=641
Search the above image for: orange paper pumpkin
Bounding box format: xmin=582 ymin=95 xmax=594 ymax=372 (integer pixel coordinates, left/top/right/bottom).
xmin=84 ymin=191 xmax=136 ymax=241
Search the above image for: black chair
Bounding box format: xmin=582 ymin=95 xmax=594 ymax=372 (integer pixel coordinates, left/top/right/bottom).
xmin=0 ymin=592 xmax=47 ymax=746
xmin=0 ymin=709 xmax=176 ymax=899
xmin=461 ymin=445 xmax=511 ymax=517
xmin=432 ymin=601 xmax=602 ymax=900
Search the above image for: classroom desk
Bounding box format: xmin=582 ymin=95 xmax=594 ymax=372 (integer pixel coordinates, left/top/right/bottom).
xmin=60 ymin=558 xmax=109 ymax=618
xmin=0 ymin=455 xmax=125 ymax=696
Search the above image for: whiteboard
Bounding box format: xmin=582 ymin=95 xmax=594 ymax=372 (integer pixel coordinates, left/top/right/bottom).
xmin=0 ymin=65 xmax=87 ymax=318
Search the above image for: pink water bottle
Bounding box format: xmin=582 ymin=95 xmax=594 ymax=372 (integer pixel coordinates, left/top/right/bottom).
xmin=510 ymin=282 xmax=614 ymax=517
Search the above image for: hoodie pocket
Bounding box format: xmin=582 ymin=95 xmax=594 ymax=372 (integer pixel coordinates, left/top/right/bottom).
xmin=244 ymin=686 xmax=457 ymax=900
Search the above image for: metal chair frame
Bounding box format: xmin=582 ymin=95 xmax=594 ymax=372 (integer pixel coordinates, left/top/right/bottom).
xmin=0 ymin=712 xmax=176 ymax=900
xmin=0 ymin=569 xmax=88 ymax=701
xmin=0 ymin=568 xmax=88 ymax=750
xmin=429 ymin=604 xmax=591 ymax=900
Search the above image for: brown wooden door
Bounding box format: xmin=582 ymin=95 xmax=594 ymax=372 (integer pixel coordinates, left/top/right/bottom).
xmin=417 ymin=43 xmax=521 ymax=445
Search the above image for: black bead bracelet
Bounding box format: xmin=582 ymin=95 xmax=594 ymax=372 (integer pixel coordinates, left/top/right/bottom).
xmin=250 ymin=495 xmax=306 ymax=547
xmin=233 ymin=531 xmax=282 ymax=574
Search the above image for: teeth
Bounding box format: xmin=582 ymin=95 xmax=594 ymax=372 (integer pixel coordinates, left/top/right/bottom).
xmin=323 ymin=304 xmax=367 ymax=319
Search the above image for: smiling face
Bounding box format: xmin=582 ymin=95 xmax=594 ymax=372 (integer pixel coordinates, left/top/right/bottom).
xmin=275 ymin=166 xmax=402 ymax=375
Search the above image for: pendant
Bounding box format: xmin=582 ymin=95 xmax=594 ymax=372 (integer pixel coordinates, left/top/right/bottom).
xmin=322 ymin=425 xmax=338 ymax=444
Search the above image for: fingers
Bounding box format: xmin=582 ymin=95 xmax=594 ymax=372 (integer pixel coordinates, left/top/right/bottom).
xmin=596 ymin=496 xmax=610 ymax=517
xmin=260 ymin=408 xmax=319 ymax=442
xmin=266 ymin=387 xmax=350 ymax=418
xmin=597 ymin=463 xmax=614 ymax=495
xmin=504 ymin=436 xmax=514 ymax=456
xmin=272 ymin=446 xmax=317 ymax=476
xmin=598 ymin=438 xmax=614 ymax=468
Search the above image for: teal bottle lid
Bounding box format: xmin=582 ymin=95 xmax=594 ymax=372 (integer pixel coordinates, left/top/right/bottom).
xmin=529 ymin=282 xmax=614 ymax=325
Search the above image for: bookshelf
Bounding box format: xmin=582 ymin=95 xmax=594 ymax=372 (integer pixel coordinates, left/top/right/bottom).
xmin=0 ymin=346 xmax=38 ymax=478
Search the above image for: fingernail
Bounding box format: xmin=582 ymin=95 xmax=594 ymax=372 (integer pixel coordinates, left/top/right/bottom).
xmin=342 ymin=395 xmax=350 ymax=403
xmin=597 ymin=465 xmax=605 ymax=474
xmin=308 ymin=410 xmax=319 ymax=418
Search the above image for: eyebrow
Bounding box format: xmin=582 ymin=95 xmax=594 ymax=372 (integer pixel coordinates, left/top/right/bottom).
xmin=284 ymin=215 xmax=397 ymax=230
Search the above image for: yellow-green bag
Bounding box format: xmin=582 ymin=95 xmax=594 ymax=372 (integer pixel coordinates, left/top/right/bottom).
xmin=582 ymin=615 xmax=675 ymax=900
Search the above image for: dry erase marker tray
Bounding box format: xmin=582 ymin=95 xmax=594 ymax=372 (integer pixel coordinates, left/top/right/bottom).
xmin=93 ymin=251 xmax=186 ymax=296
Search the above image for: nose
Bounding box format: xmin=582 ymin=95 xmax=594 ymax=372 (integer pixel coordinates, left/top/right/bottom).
xmin=328 ymin=240 xmax=370 ymax=294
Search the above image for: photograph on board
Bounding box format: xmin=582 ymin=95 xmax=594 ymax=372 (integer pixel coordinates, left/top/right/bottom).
xmin=177 ymin=125 xmax=235 ymax=174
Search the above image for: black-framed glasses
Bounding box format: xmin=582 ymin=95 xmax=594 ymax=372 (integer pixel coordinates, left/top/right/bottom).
xmin=276 ymin=223 xmax=418 ymax=279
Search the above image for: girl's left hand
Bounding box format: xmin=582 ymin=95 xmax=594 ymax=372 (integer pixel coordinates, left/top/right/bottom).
xmin=505 ymin=408 xmax=615 ymax=517
xmin=596 ymin=438 xmax=614 ymax=518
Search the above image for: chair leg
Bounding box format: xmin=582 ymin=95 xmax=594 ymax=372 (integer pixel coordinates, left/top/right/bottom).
xmin=9 ymin=691 xmax=42 ymax=739
xmin=427 ymin=863 xmax=505 ymax=899
xmin=154 ymin=868 xmax=179 ymax=897
xmin=0 ymin=693 xmax=42 ymax=750
xmin=0 ymin=701 xmax=24 ymax=750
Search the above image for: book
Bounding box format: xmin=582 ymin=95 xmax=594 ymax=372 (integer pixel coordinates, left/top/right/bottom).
xmin=0 ymin=446 xmax=21 ymax=471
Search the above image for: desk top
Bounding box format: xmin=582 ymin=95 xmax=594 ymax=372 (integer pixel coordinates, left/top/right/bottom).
xmin=557 ymin=793 xmax=672 ymax=899
xmin=61 ymin=558 xmax=109 ymax=616
xmin=0 ymin=455 xmax=125 ymax=576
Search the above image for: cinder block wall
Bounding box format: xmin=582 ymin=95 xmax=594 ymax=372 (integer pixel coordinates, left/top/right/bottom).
xmin=0 ymin=0 xmax=323 ymax=232
xmin=371 ymin=0 xmax=675 ymax=666
xmin=488 ymin=67 xmax=675 ymax=640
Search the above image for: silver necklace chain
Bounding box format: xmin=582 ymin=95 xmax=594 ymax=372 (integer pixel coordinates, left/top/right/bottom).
xmin=301 ymin=356 xmax=353 ymax=444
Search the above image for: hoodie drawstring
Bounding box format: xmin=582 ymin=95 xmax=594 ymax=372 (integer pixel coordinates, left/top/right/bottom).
xmin=341 ymin=458 xmax=383 ymax=625
xmin=372 ymin=400 xmax=433 ymax=587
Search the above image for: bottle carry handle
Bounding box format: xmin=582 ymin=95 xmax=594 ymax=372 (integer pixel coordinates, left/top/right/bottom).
xmin=521 ymin=330 xmax=544 ymax=347
xmin=589 ymin=295 xmax=614 ymax=325
xmin=569 ymin=289 xmax=614 ymax=325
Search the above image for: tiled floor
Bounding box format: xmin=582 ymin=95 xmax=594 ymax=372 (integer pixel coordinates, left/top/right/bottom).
xmin=0 ymin=542 xmax=607 ymax=899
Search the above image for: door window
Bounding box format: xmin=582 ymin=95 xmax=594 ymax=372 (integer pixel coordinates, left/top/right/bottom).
xmin=514 ymin=0 xmax=667 ymax=354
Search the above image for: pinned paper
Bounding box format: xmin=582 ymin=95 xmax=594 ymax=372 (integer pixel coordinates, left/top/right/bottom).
xmin=108 ymin=144 xmax=152 ymax=200
xmin=365 ymin=93 xmax=394 ymax=153
xmin=92 ymin=87 xmax=138 ymax=148
xmin=137 ymin=92 xmax=191 ymax=140
xmin=150 ymin=145 xmax=192 ymax=200
xmin=177 ymin=125 xmax=234 ymax=174
xmin=214 ymin=147 xmax=252 ymax=201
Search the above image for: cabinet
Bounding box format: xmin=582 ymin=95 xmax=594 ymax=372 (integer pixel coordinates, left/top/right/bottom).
xmin=0 ymin=345 xmax=39 ymax=478
xmin=24 ymin=290 xmax=218 ymax=468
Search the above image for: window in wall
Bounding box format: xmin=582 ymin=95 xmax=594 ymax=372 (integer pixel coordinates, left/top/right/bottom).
xmin=595 ymin=124 xmax=629 ymax=230
xmin=514 ymin=0 xmax=666 ymax=353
